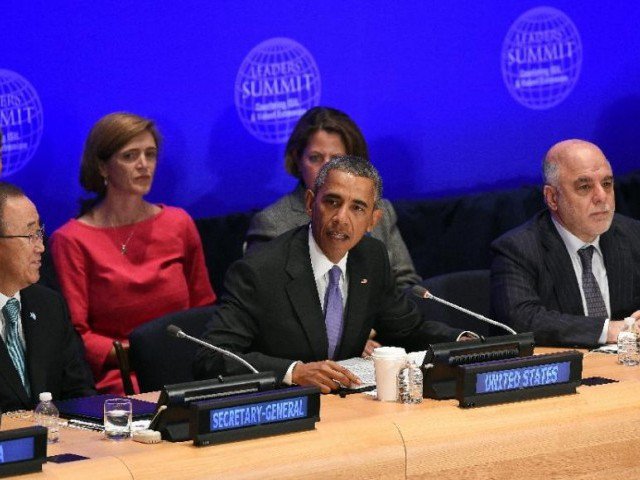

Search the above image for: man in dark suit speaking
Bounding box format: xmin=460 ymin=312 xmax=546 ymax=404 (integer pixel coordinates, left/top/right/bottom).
xmin=0 ymin=182 xmax=95 ymax=412
xmin=195 ymin=156 xmax=465 ymax=393
xmin=491 ymin=139 xmax=640 ymax=347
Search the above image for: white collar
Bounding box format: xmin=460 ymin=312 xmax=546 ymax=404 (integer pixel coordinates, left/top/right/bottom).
xmin=551 ymin=216 xmax=602 ymax=256
xmin=308 ymin=226 xmax=348 ymax=281
xmin=0 ymin=291 xmax=22 ymax=309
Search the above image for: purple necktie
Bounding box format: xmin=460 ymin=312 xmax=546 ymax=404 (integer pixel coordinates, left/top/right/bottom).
xmin=324 ymin=265 xmax=344 ymax=359
xmin=577 ymin=246 xmax=608 ymax=318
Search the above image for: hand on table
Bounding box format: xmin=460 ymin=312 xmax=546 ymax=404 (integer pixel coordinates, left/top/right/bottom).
xmin=292 ymin=360 xmax=361 ymax=394
xmin=607 ymin=320 xmax=625 ymax=343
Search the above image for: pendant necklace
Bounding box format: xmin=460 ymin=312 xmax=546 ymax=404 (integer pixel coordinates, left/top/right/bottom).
xmin=119 ymin=228 xmax=135 ymax=255
xmin=105 ymin=205 xmax=148 ymax=255
xmin=109 ymin=217 xmax=138 ymax=255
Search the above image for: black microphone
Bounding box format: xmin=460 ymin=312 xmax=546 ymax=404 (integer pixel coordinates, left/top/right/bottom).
xmin=411 ymin=285 xmax=517 ymax=335
xmin=166 ymin=324 xmax=259 ymax=374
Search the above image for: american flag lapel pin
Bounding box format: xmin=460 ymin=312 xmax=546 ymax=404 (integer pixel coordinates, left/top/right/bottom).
xmin=30 ymin=312 xmax=37 ymax=321
xmin=360 ymin=278 xmax=368 ymax=284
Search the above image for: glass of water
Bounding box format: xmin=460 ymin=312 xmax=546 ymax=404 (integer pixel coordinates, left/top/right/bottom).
xmin=104 ymin=398 xmax=132 ymax=440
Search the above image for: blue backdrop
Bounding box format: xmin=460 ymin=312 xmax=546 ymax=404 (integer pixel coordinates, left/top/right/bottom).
xmin=2 ymin=1 xmax=640 ymax=231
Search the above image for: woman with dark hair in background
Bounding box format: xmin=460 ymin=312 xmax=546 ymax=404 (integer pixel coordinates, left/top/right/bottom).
xmin=50 ymin=112 xmax=216 ymax=394
xmin=246 ymin=106 xmax=420 ymax=289
xmin=245 ymin=107 xmax=420 ymax=356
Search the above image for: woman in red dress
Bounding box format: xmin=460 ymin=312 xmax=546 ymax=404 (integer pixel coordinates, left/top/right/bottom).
xmin=51 ymin=112 xmax=216 ymax=394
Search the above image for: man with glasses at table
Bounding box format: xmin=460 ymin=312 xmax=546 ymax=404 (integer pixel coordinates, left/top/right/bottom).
xmin=0 ymin=182 xmax=95 ymax=412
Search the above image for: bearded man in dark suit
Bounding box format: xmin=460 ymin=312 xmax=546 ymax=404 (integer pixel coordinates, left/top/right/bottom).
xmin=0 ymin=182 xmax=95 ymax=412
xmin=195 ymin=156 xmax=468 ymax=393
xmin=491 ymin=140 xmax=640 ymax=347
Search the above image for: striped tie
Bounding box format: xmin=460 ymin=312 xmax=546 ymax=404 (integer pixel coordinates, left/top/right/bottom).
xmin=2 ymin=298 xmax=31 ymax=395
xmin=577 ymin=246 xmax=608 ymax=318
xmin=324 ymin=266 xmax=344 ymax=359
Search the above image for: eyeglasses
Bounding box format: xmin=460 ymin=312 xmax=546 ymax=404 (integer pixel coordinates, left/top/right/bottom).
xmin=0 ymin=226 xmax=45 ymax=245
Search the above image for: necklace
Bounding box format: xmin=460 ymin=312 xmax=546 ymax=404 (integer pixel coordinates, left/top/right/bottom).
xmin=118 ymin=228 xmax=136 ymax=255
xmin=107 ymin=217 xmax=139 ymax=256
xmin=100 ymin=203 xmax=152 ymax=255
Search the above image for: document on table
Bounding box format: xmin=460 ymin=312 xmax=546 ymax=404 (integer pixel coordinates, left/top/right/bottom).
xmin=590 ymin=344 xmax=618 ymax=354
xmin=337 ymin=351 xmax=426 ymax=387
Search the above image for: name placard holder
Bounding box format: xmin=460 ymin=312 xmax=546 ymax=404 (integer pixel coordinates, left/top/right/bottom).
xmin=150 ymin=372 xmax=277 ymax=442
xmin=190 ymin=386 xmax=320 ymax=446
xmin=0 ymin=426 xmax=47 ymax=478
xmin=456 ymin=351 xmax=583 ymax=408
xmin=423 ymin=333 xmax=535 ymax=399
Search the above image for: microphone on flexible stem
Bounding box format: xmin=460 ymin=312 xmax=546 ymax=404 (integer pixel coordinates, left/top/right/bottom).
xmin=411 ymin=285 xmax=517 ymax=335
xmin=166 ymin=324 xmax=259 ymax=374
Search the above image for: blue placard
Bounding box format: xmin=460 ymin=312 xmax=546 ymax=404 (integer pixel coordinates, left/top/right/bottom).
xmin=209 ymin=396 xmax=308 ymax=433
xmin=476 ymin=361 xmax=571 ymax=394
xmin=0 ymin=437 xmax=34 ymax=464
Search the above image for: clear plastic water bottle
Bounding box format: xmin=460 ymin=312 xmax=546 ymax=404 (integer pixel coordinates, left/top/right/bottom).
xmin=617 ymin=317 xmax=639 ymax=367
xmin=397 ymin=360 xmax=423 ymax=404
xmin=34 ymin=392 xmax=60 ymax=443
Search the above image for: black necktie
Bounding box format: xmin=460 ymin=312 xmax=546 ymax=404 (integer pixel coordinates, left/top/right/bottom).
xmin=577 ymin=246 xmax=608 ymax=318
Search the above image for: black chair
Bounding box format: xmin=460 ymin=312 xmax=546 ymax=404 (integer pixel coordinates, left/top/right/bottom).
xmin=120 ymin=305 xmax=216 ymax=393
xmin=414 ymin=270 xmax=491 ymax=337
xmin=113 ymin=339 xmax=135 ymax=395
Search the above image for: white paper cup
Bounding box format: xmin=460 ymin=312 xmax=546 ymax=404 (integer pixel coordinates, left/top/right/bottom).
xmin=372 ymin=347 xmax=407 ymax=401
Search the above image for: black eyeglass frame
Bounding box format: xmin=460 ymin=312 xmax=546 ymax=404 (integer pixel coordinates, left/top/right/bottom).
xmin=0 ymin=226 xmax=45 ymax=244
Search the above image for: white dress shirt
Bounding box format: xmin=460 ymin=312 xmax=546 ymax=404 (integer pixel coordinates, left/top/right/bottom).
xmin=0 ymin=291 xmax=26 ymax=347
xmin=283 ymin=227 xmax=349 ymax=385
xmin=552 ymin=218 xmax=610 ymax=344
xmin=309 ymin=228 xmax=349 ymax=312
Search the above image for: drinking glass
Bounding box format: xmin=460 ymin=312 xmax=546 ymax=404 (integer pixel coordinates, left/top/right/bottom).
xmin=104 ymin=398 xmax=132 ymax=440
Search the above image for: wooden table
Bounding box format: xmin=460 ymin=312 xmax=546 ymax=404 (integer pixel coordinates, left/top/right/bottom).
xmin=3 ymin=349 xmax=640 ymax=479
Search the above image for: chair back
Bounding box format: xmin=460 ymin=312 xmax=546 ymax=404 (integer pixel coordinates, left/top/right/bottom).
xmin=416 ymin=270 xmax=491 ymax=336
xmin=129 ymin=305 xmax=216 ymax=393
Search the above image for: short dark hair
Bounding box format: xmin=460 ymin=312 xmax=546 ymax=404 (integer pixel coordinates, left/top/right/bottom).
xmin=0 ymin=182 xmax=26 ymax=235
xmin=284 ymin=107 xmax=369 ymax=179
xmin=314 ymin=155 xmax=383 ymax=208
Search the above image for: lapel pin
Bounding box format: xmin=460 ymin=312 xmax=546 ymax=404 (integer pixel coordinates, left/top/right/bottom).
xmin=360 ymin=279 xmax=368 ymax=284
xmin=30 ymin=312 xmax=37 ymax=320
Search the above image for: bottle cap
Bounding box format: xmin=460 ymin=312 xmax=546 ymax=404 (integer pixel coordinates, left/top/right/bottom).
xmin=39 ymin=392 xmax=52 ymax=402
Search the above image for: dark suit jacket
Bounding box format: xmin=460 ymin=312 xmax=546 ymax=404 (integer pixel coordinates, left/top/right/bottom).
xmin=0 ymin=284 xmax=95 ymax=412
xmin=245 ymin=183 xmax=421 ymax=290
xmin=491 ymin=211 xmax=640 ymax=347
xmin=195 ymin=226 xmax=461 ymax=382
